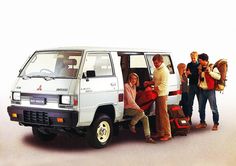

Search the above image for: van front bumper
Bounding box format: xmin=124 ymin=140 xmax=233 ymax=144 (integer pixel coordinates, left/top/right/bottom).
xmin=7 ymin=106 xmax=78 ymax=128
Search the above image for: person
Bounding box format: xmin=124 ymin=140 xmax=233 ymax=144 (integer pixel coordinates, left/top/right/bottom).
xmin=144 ymin=54 xmax=171 ymax=141
xmin=196 ymin=53 xmax=221 ymax=131
xmin=124 ymin=72 xmax=156 ymax=143
xmin=186 ymin=51 xmax=199 ymax=124
xmin=177 ymin=63 xmax=189 ymax=118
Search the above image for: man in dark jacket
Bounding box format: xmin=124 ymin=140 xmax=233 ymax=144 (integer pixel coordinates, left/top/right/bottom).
xmin=186 ymin=51 xmax=199 ymax=124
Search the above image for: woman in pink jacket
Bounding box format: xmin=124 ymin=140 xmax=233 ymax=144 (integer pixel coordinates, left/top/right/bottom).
xmin=124 ymin=72 xmax=155 ymax=143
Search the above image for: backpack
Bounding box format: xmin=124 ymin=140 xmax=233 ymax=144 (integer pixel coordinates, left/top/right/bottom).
xmin=214 ymin=59 xmax=228 ymax=91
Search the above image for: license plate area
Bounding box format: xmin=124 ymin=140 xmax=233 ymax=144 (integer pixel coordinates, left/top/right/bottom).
xmin=30 ymin=97 xmax=47 ymax=105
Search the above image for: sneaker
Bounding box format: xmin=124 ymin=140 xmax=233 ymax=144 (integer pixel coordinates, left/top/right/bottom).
xmin=160 ymin=136 xmax=171 ymax=141
xmin=145 ymin=136 xmax=156 ymax=144
xmin=212 ymin=124 xmax=218 ymax=131
xmin=196 ymin=123 xmax=207 ymax=129
xmin=129 ymin=124 xmax=136 ymax=134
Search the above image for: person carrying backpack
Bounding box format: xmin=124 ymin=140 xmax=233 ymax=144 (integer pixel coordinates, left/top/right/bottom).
xmin=196 ymin=53 xmax=221 ymax=131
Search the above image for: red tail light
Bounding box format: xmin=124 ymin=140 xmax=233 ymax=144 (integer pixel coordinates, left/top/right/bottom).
xmin=169 ymin=90 xmax=182 ymax=96
xmin=73 ymin=96 xmax=78 ymax=106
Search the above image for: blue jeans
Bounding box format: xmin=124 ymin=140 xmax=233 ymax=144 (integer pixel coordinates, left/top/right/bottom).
xmin=188 ymin=84 xmax=199 ymax=118
xmin=180 ymin=92 xmax=188 ymax=117
xmin=199 ymin=89 xmax=219 ymax=125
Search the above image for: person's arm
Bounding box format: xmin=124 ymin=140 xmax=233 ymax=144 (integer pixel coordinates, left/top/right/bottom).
xmin=186 ymin=63 xmax=191 ymax=78
xmin=156 ymin=72 xmax=168 ymax=92
xmin=209 ymin=67 xmax=221 ymax=80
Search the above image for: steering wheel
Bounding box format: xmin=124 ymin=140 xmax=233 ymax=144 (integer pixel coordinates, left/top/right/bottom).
xmin=40 ymin=68 xmax=54 ymax=74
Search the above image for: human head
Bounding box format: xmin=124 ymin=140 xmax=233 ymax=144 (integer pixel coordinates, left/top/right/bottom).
xmin=152 ymin=54 xmax=163 ymax=68
xmin=127 ymin=72 xmax=140 ymax=87
xmin=198 ymin=53 xmax=209 ymax=66
xmin=177 ymin=63 xmax=186 ymax=76
xmin=190 ymin=51 xmax=198 ymax=63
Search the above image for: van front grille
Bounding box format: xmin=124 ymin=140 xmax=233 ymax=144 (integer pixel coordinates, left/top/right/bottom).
xmin=23 ymin=110 xmax=49 ymax=125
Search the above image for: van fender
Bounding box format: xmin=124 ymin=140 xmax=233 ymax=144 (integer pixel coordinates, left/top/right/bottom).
xmin=92 ymin=104 xmax=115 ymax=124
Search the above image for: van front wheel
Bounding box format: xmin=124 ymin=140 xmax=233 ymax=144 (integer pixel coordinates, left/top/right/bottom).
xmin=87 ymin=114 xmax=113 ymax=148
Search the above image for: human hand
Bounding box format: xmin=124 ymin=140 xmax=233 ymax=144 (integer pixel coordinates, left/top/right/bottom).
xmin=206 ymin=67 xmax=211 ymax=72
xmin=186 ymin=70 xmax=191 ymax=76
xmin=154 ymin=86 xmax=159 ymax=92
xmin=143 ymin=81 xmax=149 ymax=87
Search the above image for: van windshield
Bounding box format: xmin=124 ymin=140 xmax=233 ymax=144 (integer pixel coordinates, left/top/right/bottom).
xmin=19 ymin=51 xmax=82 ymax=79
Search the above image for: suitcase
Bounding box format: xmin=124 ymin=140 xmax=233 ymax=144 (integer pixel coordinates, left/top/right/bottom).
xmin=168 ymin=105 xmax=190 ymax=136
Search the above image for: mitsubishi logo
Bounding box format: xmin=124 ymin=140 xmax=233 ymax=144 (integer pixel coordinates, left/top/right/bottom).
xmin=37 ymin=85 xmax=42 ymax=91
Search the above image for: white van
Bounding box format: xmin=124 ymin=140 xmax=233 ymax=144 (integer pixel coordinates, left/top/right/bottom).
xmin=8 ymin=47 xmax=181 ymax=148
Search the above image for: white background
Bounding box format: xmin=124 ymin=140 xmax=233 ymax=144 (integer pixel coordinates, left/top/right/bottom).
xmin=1 ymin=0 xmax=235 ymax=106
xmin=0 ymin=0 xmax=236 ymax=165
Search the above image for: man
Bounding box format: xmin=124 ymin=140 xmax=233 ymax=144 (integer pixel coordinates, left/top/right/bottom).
xmin=144 ymin=54 xmax=171 ymax=141
xmin=196 ymin=53 xmax=221 ymax=131
xmin=186 ymin=51 xmax=199 ymax=124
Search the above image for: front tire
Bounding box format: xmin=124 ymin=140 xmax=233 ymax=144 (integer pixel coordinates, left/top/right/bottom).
xmin=87 ymin=114 xmax=113 ymax=148
xmin=32 ymin=127 xmax=57 ymax=141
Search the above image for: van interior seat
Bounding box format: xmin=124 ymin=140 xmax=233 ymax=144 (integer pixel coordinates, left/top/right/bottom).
xmin=63 ymin=59 xmax=78 ymax=77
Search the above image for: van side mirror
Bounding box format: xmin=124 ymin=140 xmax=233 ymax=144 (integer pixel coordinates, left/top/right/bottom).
xmin=86 ymin=70 xmax=96 ymax=78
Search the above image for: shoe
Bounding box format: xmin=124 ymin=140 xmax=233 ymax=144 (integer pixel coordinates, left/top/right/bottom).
xmin=195 ymin=123 xmax=207 ymax=129
xmin=145 ymin=136 xmax=156 ymax=144
xmin=212 ymin=124 xmax=218 ymax=131
xmin=151 ymin=133 xmax=162 ymax=140
xmin=160 ymin=136 xmax=171 ymax=141
xmin=129 ymin=124 xmax=136 ymax=134
xmin=188 ymin=118 xmax=192 ymax=125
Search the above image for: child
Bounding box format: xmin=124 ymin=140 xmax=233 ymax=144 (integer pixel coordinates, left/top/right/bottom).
xmin=177 ymin=63 xmax=189 ymax=119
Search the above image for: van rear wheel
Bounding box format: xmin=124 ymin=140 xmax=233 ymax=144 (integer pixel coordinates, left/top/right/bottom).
xmin=32 ymin=127 xmax=57 ymax=141
xmin=87 ymin=114 xmax=113 ymax=148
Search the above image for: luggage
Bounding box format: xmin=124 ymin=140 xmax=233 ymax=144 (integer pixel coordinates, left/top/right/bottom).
xmin=168 ymin=105 xmax=190 ymax=136
xmin=136 ymin=89 xmax=158 ymax=111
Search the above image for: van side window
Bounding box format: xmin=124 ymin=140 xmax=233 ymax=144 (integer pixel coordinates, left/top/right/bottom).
xmin=83 ymin=53 xmax=113 ymax=77
xmin=146 ymin=54 xmax=174 ymax=74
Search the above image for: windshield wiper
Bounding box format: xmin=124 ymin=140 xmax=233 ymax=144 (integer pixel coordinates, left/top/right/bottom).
xmin=22 ymin=75 xmax=32 ymax=80
xmin=22 ymin=75 xmax=55 ymax=81
xmin=44 ymin=76 xmax=55 ymax=81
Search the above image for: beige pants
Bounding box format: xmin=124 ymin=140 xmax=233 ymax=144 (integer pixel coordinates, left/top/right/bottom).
xmin=125 ymin=108 xmax=150 ymax=137
xmin=155 ymin=96 xmax=172 ymax=137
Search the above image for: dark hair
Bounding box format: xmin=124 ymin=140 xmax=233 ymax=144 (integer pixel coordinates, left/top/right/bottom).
xmin=152 ymin=54 xmax=163 ymax=62
xmin=198 ymin=53 xmax=209 ymax=61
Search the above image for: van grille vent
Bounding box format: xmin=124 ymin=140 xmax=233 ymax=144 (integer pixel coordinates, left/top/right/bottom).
xmin=23 ymin=111 xmax=49 ymax=125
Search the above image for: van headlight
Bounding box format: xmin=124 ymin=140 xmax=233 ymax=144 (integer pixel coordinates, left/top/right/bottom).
xmin=60 ymin=95 xmax=71 ymax=105
xmin=12 ymin=92 xmax=21 ymax=101
xmin=59 ymin=95 xmax=78 ymax=106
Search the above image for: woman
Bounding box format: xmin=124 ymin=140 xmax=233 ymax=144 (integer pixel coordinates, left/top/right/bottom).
xmin=124 ymin=72 xmax=155 ymax=143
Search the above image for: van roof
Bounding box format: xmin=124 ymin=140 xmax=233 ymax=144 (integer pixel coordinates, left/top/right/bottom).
xmin=37 ymin=46 xmax=171 ymax=54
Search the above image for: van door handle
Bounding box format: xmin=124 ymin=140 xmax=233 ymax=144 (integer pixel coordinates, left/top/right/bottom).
xmin=110 ymin=82 xmax=116 ymax=86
